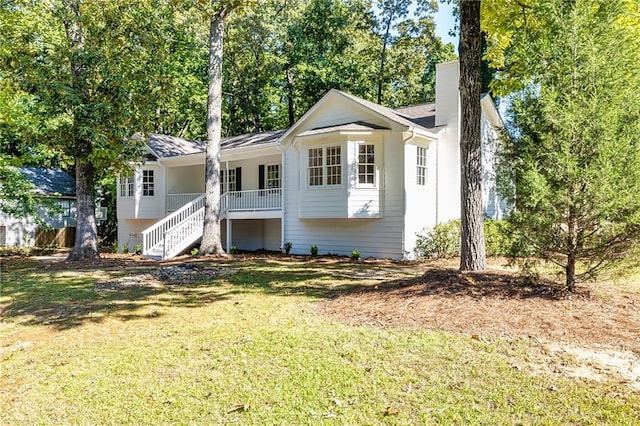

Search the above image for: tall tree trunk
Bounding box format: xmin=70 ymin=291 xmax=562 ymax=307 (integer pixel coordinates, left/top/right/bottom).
xmin=200 ymin=11 xmax=226 ymax=255
xmin=459 ymin=0 xmax=486 ymax=271
xmin=67 ymin=159 xmax=99 ymax=260
xmin=64 ymin=0 xmax=99 ymax=261
xmin=376 ymin=13 xmax=394 ymax=105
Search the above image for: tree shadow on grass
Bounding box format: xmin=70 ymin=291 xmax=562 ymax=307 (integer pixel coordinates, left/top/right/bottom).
xmin=0 ymin=257 xmax=566 ymax=332
xmin=0 ymin=258 xmax=371 ymax=330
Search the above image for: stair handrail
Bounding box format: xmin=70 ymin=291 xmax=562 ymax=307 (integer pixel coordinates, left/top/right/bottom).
xmin=162 ymin=206 xmax=205 ymax=259
xmin=142 ymin=194 xmax=205 ymax=255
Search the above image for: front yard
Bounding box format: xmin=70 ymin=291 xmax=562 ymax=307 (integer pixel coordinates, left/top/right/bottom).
xmin=1 ymin=253 xmax=639 ymax=424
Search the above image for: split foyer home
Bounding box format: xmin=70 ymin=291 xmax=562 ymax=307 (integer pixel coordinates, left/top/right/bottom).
xmin=0 ymin=168 xmax=77 ymax=247
xmin=117 ymin=60 xmax=507 ymax=260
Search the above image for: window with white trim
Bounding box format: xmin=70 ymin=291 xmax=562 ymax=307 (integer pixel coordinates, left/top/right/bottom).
xmin=358 ymin=144 xmax=375 ymax=185
xmin=308 ymin=146 xmax=341 ymax=187
xmin=142 ymin=170 xmax=154 ymax=196
xmin=416 ymin=146 xmax=427 ymax=186
xmin=119 ymin=174 xmax=134 ymax=197
xmin=266 ymin=164 xmax=280 ymax=189
xmin=221 ymin=168 xmax=237 ymax=193
xmin=58 ymin=199 xmax=71 ymax=217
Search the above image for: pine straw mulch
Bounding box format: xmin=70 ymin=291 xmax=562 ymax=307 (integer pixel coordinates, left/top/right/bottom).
xmin=317 ymin=264 xmax=640 ymax=354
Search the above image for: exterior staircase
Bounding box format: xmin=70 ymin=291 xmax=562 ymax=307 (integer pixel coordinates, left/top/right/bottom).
xmin=141 ymin=194 xmax=205 ymax=260
xmin=141 ymin=189 xmax=281 ymax=260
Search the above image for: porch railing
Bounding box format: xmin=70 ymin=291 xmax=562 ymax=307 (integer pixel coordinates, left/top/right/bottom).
xmin=142 ymin=194 xmax=205 ymax=256
xmin=221 ymin=188 xmax=282 ymax=212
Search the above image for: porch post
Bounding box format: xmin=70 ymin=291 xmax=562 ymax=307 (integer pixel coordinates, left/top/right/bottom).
xmin=226 ymin=218 xmax=232 ymax=254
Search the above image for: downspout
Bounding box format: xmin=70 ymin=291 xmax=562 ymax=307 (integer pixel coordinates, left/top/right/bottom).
xmin=401 ymin=128 xmax=417 ymax=259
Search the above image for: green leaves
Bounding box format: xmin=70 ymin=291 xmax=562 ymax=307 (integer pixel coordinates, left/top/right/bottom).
xmin=497 ymin=0 xmax=640 ymax=288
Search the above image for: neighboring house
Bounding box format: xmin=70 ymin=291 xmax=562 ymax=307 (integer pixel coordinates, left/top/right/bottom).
xmin=117 ymin=60 xmax=507 ymax=260
xmin=0 ymin=168 xmax=77 ymax=247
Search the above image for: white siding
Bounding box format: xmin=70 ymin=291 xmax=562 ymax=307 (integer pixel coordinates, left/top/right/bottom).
xmin=0 ymin=213 xmax=36 ymax=246
xmin=403 ymin=139 xmax=438 ymax=259
xmin=117 ymin=218 xmax=157 ymax=252
xmin=117 ymin=164 xmax=166 ymax=220
xmin=284 ymin=132 xmax=405 ymax=259
xmin=133 ymin=164 xmax=165 ymax=219
xmin=481 ymin=112 xmax=508 ymax=220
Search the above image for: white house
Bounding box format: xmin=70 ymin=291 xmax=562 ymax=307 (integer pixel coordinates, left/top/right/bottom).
xmin=0 ymin=168 xmax=77 ymax=247
xmin=117 ymin=60 xmax=507 ymax=260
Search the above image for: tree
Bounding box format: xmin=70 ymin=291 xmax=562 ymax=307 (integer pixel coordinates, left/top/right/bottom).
xmin=200 ymin=0 xmax=249 ymax=256
xmin=374 ymin=0 xmax=438 ymax=105
xmin=0 ymin=0 xmax=195 ymax=259
xmin=458 ymin=0 xmax=486 ymax=271
xmin=493 ymin=0 xmax=640 ymax=291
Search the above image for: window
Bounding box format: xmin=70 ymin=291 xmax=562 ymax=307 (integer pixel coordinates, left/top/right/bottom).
xmin=58 ymin=200 xmax=71 ymax=217
xmin=358 ymin=144 xmax=375 ymax=185
xmin=119 ymin=174 xmax=134 ymax=197
xmin=308 ymin=146 xmax=341 ymax=187
xmin=308 ymin=148 xmax=324 ymax=186
xmin=417 ymin=146 xmax=427 ymax=186
xmin=326 ymin=146 xmax=341 ymax=185
xmin=221 ymin=168 xmax=237 ymax=193
xmin=266 ymin=164 xmax=280 ymax=189
xmin=142 ymin=170 xmax=154 ymax=196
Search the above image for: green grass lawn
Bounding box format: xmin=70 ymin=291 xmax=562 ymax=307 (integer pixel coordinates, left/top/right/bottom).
xmin=1 ymin=256 xmax=638 ymax=424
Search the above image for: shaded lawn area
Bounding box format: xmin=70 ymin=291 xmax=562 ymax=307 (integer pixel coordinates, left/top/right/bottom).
xmin=1 ymin=254 xmax=639 ymax=424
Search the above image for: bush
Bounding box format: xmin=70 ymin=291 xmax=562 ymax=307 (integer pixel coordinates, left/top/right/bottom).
xmin=133 ymin=244 xmax=142 ymax=255
xmin=283 ymin=241 xmax=292 ymax=255
xmin=484 ymin=219 xmax=511 ymax=257
xmin=230 ymin=245 xmax=239 ymax=254
xmin=350 ymin=250 xmax=360 ymax=261
xmin=415 ymin=220 xmax=461 ymax=259
xmin=310 ymin=245 xmax=318 ymax=257
xmin=190 ymin=247 xmax=199 ymax=256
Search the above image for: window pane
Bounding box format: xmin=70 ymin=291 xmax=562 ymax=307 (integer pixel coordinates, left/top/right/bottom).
xmin=358 ymin=144 xmax=375 ymax=185
xmin=326 ymin=146 xmax=341 ymax=185
xmin=308 ymin=148 xmax=323 ymax=186
xmin=266 ymin=164 xmax=280 ymax=189
xmin=417 ymin=146 xmax=427 ymax=186
xmin=143 ymin=170 xmax=154 ymax=196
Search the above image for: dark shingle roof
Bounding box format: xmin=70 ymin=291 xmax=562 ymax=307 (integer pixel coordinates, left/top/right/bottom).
xmin=147 ymin=130 xmax=287 ymax=159
xmin=146 ymin=93 xmax=442 ymax=158
xmin=147 ymin=133 xmax=204 ymax=158
xmin=393 ymin=103 xmax=437 ymax=129
xmin=19 ymin=168 xmax=76 ymax=197
xmin=221 ymin=129 xmax=287 ymax=150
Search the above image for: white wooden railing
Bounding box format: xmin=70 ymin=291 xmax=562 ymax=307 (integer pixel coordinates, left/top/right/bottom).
xmin=143 ymin=188 xmax=282 ymax=260
xmin=221 ymin=188 xmax=282 ymax=212
xmin=163 ymin=207 xmax=204 ymax=259
xmin=167 ymin=193 xmax=202 ymax=213
xmin=142 ymin=194 xmax=205 ymax=256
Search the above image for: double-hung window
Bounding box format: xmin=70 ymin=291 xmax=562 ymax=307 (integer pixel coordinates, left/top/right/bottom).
xmin=119 ymin=174 xmax=134 ymax=197
xmin=142 ymin=170 xmax=154 ymax=196
xmin=358 ymin=144 xmax=375 ymax=185
xmin=308 ymin=146 xmax=342 ymax=187
xmin=416 ymin=146 xmax=427 ymax=186
xmin=266 ymin=164 xmax=280 ymax=189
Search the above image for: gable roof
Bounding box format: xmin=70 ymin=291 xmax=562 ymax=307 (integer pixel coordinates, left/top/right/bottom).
xmin=19 ymin=168 xmax=76 ymax=197
xmin=278 ymin=89 xmax=441 ymax=147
